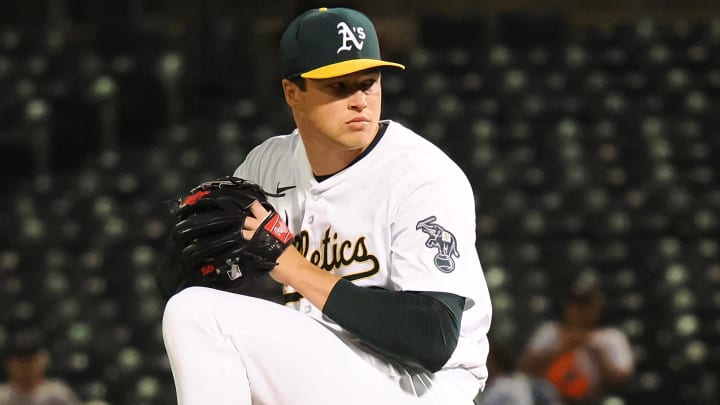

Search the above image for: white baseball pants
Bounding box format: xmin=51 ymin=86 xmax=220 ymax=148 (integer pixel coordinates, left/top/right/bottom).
xmin=162 ymin=287 xmax=478 ymax=404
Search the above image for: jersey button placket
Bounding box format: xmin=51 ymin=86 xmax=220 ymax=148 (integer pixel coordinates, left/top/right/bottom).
xmin=305 ymin=190 xmax=320 ymax=225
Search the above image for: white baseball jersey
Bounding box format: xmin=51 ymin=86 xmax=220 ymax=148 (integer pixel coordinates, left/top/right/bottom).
xmin=234 ymin=119 xmax=492 ymax=384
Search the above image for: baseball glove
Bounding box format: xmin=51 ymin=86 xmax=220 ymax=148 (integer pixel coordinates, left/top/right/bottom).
xmin=155 ymin=176 xmax=294 ymax=301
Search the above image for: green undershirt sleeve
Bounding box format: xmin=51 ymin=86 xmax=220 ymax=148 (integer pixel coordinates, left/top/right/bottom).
xmin=322 ymin=278 xmax=465 ymax=372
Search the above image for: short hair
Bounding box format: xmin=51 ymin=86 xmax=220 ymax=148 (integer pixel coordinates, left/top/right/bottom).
xmin=5 ymin=329 xmax=45 ymax=359
xmin=288 ymin=75 xmax=307 ymax=91
xmin=568 ymin=284 xmax=604 ymax=307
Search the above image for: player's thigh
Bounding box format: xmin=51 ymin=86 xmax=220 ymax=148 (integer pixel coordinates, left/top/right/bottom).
xmin=163 ymin=287 xmax=467 ymax=404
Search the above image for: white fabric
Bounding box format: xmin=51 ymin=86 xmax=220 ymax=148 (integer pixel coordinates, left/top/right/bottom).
xmin=234 ymin=120 xmax=491 ymax=380
xmin=0 ymin=380 xmax=80 ymax=405
xmin=163 ymin=287 xmax=478 ymax=404
xmin=479 ymin=374 xmax=534 ymax=405
xmin=162 ymin=120 xmax=492 ymax=404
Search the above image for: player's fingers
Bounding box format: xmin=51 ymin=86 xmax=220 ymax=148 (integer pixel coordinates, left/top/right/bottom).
xmin=243 ymin=216 xmax=261 ymax=231
xmin=242 ymin=201 xmax=271 ymax=239
xmin=249 ymin=200 xmax=270 ymax=219
xmin=241 ymin=201 xmax=272 ymax=240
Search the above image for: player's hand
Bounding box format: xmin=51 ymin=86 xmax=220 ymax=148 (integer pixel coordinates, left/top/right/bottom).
xmin=166 ymin=176 xmax=293 ymax=297
xmin=242 ymin=200 xmax=272 ymax=239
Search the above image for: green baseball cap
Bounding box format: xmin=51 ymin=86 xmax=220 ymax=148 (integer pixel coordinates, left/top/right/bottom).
xmin=280 ymin=7 xmax=405 ymax=79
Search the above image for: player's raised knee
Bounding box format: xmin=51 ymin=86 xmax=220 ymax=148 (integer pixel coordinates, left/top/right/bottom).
xmin=162 ymin=286 xmax=213 ymax=327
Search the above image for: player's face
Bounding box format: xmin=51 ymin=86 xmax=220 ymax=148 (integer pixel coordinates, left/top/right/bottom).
xmin=6 ymin=352 xmax=48 ymax=382
xmin=285 ymin=69 xmax=382 ymax=152
xmin=564 ymin=301 xmax=603 ymax=329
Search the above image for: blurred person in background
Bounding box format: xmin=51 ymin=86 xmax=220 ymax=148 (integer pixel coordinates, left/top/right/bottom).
xmin=477 ymin=339 xmax=562 ymax=405
xmin=517 ymin=279 xmax=634 ymax=404
xmin=0 ymin=329 xmax=81 ymax=405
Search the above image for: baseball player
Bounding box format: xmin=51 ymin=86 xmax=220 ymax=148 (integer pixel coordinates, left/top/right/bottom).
xmin=161 ymin=7 xmax=492 ymax=404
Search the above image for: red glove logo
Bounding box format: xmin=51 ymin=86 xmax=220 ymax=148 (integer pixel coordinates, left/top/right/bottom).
xmin=263 ymin=213 xmax=293 ymax=244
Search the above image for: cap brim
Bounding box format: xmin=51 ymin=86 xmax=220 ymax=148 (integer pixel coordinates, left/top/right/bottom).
xmin=300 ymin=59 xmax=405 ymax=79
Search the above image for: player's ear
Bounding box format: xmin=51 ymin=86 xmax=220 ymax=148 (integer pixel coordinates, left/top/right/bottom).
xmin=282 ymin=78 xmax=301 ymax=107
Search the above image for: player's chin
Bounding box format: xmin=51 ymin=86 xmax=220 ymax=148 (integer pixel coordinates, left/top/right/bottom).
xmin=340 ymin=129 xmax=375 ymax=149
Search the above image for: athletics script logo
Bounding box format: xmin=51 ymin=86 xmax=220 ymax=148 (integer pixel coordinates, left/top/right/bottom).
xmin=336 ymin=22 xmax=365 ymax=53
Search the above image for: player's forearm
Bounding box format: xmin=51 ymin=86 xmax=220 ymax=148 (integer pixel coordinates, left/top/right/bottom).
xmin=270 ymin=246 xmax=341 ymax=309
xmin=322 ymin=279 xmax=464 ymax=372
xmin=270 ymin=247 xmax=463 ymax=372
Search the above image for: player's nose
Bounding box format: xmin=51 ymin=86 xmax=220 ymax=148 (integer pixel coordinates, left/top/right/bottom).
xmin=348 ymin=89 xmax=368 ymax=111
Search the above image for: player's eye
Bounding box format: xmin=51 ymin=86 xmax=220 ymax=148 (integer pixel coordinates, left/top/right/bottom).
xmin=328 ymin=82 xmax=348 ymax=93
xmin=360 ymin=79 xmax=377 ymax=92
xmin=325 ymin=76 xmax=378 ymax=96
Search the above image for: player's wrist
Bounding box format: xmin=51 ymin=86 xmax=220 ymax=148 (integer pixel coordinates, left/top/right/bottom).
xmin=268 ymin=246 xmax=304 ymax=284
xmin=270 ymin=247 xmax=340 ymax=309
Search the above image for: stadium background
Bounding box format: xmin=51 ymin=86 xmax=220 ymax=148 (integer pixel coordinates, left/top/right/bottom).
xmin=1 ymin=0 xmax=719 ymax=404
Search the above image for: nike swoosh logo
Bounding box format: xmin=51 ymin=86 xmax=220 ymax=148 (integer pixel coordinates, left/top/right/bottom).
xmin=276 ymin=182 xmax=296 ymax=195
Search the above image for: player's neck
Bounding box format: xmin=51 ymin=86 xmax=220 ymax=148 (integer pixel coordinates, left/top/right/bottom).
xmin=11 ymin=375 xmax=45 ymax=394
xmin=306 ymin=146 xmax=364 ymax=177
xmin=300 ymin=126 xmax=381 ymax=177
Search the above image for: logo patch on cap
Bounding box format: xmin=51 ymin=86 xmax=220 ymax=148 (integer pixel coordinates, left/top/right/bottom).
xmin=280 ymin=7 xmax=405 ymax=79
xmin=336 ymin=22 xmax=365 ymax=54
